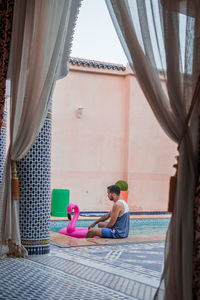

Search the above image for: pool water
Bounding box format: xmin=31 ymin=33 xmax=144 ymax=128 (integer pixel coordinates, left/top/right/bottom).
xmin=50 ymin=218 xmax=170 ymax=236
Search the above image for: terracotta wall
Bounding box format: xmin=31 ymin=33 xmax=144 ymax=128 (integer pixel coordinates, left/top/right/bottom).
xmin=52 ymin=59 xmax=176 ymax=212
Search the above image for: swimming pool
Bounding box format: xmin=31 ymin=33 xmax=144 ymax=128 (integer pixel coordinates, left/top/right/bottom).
xmin=50 ymin=218 xmax=170 ymax=236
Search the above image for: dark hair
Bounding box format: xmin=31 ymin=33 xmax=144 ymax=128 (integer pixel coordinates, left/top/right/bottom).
xmin=107 ymin=185 xmax=120 ymax=195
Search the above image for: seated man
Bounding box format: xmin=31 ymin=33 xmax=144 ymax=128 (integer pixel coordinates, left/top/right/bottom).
xmin=86 ymin=185 xmax=130 ymax=238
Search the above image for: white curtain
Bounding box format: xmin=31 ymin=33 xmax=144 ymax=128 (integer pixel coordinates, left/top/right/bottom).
xmin=0 ymin=0 xmax=81 ymax=257
xmin=106 ymin=1 xmax=200 ymax=299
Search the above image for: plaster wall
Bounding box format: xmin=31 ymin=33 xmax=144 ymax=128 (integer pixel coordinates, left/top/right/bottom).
xmin=52 ymin=60 xmax=176 ymax=211
xmin=125 ymin=68 xmax=176 ymax=211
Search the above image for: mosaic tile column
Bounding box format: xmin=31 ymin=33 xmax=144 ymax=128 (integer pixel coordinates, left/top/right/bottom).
xmin=0 ymin=102 xmax=7 ymax=183
xmin=17 ymin=105 xmax=52 ymax=255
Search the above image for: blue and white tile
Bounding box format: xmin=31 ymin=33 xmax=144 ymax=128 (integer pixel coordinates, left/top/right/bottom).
xmin=17 ymin=107 xmax=52 ymax=254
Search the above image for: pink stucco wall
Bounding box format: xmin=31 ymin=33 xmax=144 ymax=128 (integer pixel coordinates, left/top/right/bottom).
xmin=51 ymin=59 xmax=176 ymax=212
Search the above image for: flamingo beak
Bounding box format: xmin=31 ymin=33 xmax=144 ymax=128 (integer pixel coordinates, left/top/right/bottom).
xmin=67 ymin=213 xmax=71 ymax=220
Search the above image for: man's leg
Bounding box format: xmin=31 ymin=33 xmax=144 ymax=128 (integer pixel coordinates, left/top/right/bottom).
xmin=98 ymin=222 xmax=108 ymax=228
xmin=86 ymin=228 xmax=102 ymax=238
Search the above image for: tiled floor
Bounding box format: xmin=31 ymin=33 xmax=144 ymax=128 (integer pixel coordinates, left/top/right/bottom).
xmin=0 ymin=241 xmax=164 ymax=300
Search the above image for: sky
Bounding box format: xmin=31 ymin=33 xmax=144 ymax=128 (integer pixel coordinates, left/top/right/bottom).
xmin=71 ymin=0 xmax=128 ymax=66
xmin=71 ymin=0 xmax=186 ymax=71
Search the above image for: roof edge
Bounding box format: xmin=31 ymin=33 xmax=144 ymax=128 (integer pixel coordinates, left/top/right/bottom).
xmin=69 ymin=57 xmax=126 ymax=71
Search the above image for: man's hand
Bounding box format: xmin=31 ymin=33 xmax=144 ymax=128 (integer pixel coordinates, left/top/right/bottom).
xmin=88 ymin=212 xmax=110 ymax=229
xmin=88 ymin=222 xmax=96 ymax=229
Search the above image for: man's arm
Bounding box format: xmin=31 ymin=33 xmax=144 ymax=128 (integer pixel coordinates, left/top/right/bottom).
xmin=106 ymin=204 xmax=120 ymax=228
xmin=88 ymin=212 xmax=111 ymax=229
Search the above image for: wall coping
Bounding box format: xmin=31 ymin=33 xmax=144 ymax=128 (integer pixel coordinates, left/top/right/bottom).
xmin=69 ymin=57 xmax=166 ymax=81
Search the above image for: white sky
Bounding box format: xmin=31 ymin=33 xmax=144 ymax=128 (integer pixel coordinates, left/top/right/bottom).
xmin=71 ymin=0 xmax=128 ymax=66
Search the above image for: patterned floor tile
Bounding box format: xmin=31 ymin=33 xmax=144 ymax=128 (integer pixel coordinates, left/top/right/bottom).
xmin=0 ymin=242 xmax=164 ymax=300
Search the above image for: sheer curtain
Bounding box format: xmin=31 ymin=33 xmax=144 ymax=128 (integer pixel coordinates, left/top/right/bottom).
xmin=0 ymin=0 xmax=81 ymax=257
xmin=106 ymin=1 xmax=200 ymax=299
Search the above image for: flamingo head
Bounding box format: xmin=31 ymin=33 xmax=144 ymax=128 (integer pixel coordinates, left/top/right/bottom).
xmin=67 ymin=203 xmax=80 ymax=221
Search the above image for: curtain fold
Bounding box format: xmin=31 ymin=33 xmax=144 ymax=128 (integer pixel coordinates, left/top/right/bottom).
xmin=106 ymin=1 xmax=200 ymax=299
xmin=0 ymin=0 xmax=14 ymax=132
xmin=0 ymin=0 xmax=82 ymax=257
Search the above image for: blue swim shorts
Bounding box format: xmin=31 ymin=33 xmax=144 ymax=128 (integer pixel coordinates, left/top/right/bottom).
xmin=101 ymin=228 xmax=117 ymax=239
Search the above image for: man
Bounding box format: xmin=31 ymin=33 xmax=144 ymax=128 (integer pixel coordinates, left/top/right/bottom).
xmin=86 ymin=185 xmax=130 ymax=238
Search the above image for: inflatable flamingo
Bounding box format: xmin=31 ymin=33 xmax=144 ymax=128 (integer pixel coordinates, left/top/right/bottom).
xmin=59 ymin=203 xmax=88 ymax=238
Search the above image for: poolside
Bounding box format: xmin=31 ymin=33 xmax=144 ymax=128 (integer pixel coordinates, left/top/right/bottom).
xmin=50 ymin=213 xmax=170 ymax=247
xmin=50 ymin=230 xmax=166 ymax=248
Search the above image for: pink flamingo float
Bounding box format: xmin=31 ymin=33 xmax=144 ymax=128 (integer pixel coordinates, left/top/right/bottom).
xmin=59 ymin=203 xmax=88 ymax=238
